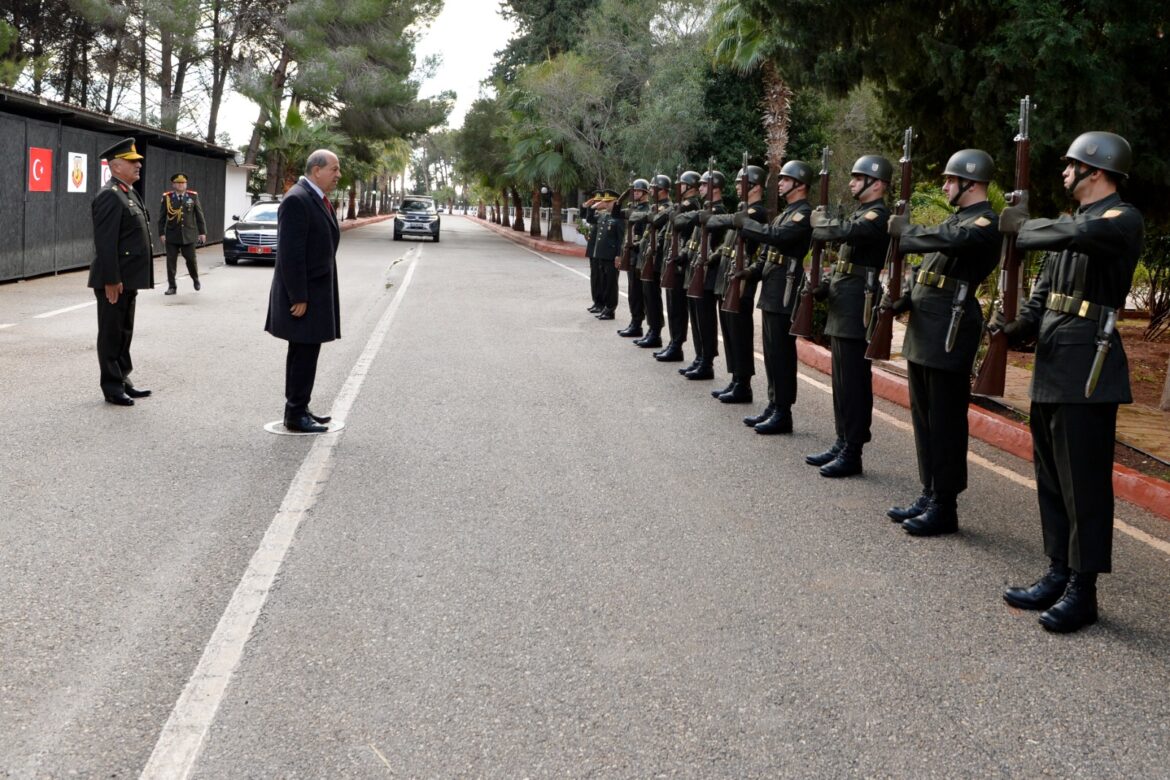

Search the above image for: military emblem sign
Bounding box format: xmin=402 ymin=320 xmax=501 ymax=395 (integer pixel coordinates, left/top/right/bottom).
xmin=67 ymin=152 xmax=87 ymax=193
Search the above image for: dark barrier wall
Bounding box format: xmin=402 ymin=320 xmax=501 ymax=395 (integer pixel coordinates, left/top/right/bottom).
xmin=0 ymin=111 xmax=227 ymax=282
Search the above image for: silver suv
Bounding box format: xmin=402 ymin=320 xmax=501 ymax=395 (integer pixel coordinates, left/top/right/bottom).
xmin=393 ymin=197 xmax=441 ymax=242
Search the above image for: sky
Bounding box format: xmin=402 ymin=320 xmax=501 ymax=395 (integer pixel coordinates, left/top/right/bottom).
xmin=216 ymin=0 xmax=516 ymax=148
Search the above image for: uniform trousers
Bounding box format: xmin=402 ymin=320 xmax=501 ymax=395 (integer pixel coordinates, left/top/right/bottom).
xmin=94 ymin=288 xmax=138 ymax=397
xmin=589 ymin=256 xmax=602 ymax=307
xmin=830 ymin=336 xmax=873 ymax=446
xmin=625 ymin=267 xmax=644 ymax=324
xmin=165 ymin=241 xmax=200 ymax=288
xmin=1030 ymin=401 xmax=1118 ymax=573
xmin=599 ymin=259 xmax=619 ymax=311
xmin=641 ymin=274 xmax=664 ymax=330
xmin=690 ymin=291 xmax=719 ymax=366
xmin=719 ymin=296 xmax=756 ymax=381
xmin=907 ymin=361 xmax=971 ymax=495
xmin=665 ymin=277 xmax=688 ymax=345
xmin=285 ymin=341 xmax=322 ymax=419
xmin=761 ymin=311 xmax=797 ymax=409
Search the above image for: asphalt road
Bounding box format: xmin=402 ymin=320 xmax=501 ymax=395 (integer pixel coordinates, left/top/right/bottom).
xmin=3 ymin=216 xmax=1170 ymax=778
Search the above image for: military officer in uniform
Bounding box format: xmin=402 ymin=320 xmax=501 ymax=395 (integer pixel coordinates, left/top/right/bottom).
xmin=591 ymin=190 xmax=625 ymax=320
xmin=581 ymin=191 xmax=604 ymax=313
xmin=88 ymin=138 xmax=156 ymax=406
xmin=735 ymin=160 xmax=815 ymax=433
xmin=998 ymin=132 xmax=1144 ymax=633
xmin=680 ymin=170 xmax=728 ymax=381
xmin=617 ymin=178 xmax=652 ymax=338
xmin=158 ymin=173 xmax=207 ymax=294
xmin=630 ymin=174 xmax=673 ymax=349
xmin=655 ymin=171 xmax=701 ymax=364
xmin=805 ymin=154 xmax=892 ymax=477
xmin=705 ymin=164 xmax=768 ymax=403
xmin=883 ymin=149 xmax=1001 ymax=535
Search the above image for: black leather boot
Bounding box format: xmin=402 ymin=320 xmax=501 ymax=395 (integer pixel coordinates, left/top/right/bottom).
xmin=819 ymin=443 xmax=862 ymax=478
xmin=753 ymin=407 xmax=793 ymax=434
xmin=1003 ymin=560 xmax=1070 ymax=611
xmin=888 ymin=491 xmax=933 ymax=522
xmin=1039 ymin=572 xmax=1098 ymax=633
xmin=587 ymin=304 xmax=602 ymax=313
xmin=596 ymin=308 xmax=616 ymax=320
xmin=712 ymin=380 xmax=737 ymax=399
xmin=684 ymin=363 xmax=714 ymax=380
xmin=805 ymin=440 xmax=844 ymax=467
xmin=655 ymin=343 xmax=685 ymax=362
xmin=636 ymin=329 xmax=662 ymax=348
xmin=618 ymin=322 xmax=643 ymax=337
xmin=743 ymin=404 xmax=774 ymax=427
xmin=903 ymin=493 xmax=958 ymax=536
xmin=718 ymin=380 xmax=753 ymax=404
xmin=678 ymin=356 xmax=700 ymax=374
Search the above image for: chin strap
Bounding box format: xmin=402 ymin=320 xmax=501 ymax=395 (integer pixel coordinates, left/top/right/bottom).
xmin=855 ymin=175 xmax=879 ymax=201
xmin=1066 ymin=163 xmax=1096 ymax=196
xmin=948 ymin=179 xmax=976 ymax=207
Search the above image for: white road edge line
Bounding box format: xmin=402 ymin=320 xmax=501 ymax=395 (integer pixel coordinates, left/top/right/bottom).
xmin=33 ymin=300 xmax=96 ymax=318
xmin=0 ymin=323 xmax=15 ymax=330
xmin=529 ymin=246 xmax=1168 ymax=558
xmin=139 ymin=247 xmax=422 ymax=779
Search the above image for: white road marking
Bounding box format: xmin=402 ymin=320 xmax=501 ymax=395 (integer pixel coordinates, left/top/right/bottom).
xmin=140 ymin=247 xmax=422 ymax=779
xmin=529 ymin=247 xmax=1170 ymax=558
xmin=0 ymin=323 xmax=15 ymax=330
xmin=33 ymin=301 xmax=96 ymax=318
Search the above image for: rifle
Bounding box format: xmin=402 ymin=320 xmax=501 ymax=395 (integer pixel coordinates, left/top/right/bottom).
xmin=790 ymin=146 xmax=831 ymax=338
xmin=721 ymin=151 xmax=750 ymax=314
xmin=617 ymin=213 xmax=633 ymax=272
xmin=660 ymin=164 xmax=683 ymax=288
xmin=639 ymin=180 xmax=661 ymax=283
xmin=865 ymin=127 xmax=914 ymax=360
xmin=687 ymin=156 xmax=716 ymax=298
xmin=973 ymin=95 xmax=1032 ymax=397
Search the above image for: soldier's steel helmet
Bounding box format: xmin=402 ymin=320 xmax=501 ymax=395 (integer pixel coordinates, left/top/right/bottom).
xmin=778 ymin=160 xmax=815 ymax=187
xmin=700 ymin=170 xmax=727 ymax=190
xmin=631 ymin=178 xmax=651 ymax=192
xmin=651 ymin=174 xmax=672 ymax=191
xmin=851 ymin=154 xmax=894 ymax=182
xmin=1063 ymin=131 xmax=1132 ymax=178
xmin=679 ymin=170 xmax=702 ymax=188
xmin=736 ymin=165 xmax=767 ymax=187
xmin=942 ymin=149 xmax=995 ymax=182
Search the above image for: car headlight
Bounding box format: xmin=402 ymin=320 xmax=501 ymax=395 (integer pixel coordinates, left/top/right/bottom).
xmin=223 ymin=228 xmax=237 ymax=240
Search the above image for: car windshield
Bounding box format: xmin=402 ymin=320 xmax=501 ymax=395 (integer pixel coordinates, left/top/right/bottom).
xmin=243 ymin=203 xmax=280 ymax=222
xmin=400 ymin=199 xmax=433 ymax=213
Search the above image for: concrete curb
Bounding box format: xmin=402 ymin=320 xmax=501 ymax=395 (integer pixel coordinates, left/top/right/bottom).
xmin=339 ymin=214 xmax=393 ymax=232
xmin=470 ymin=214 xmax=587 ymax=257
xmin=795 ymin=339 xmax=1170 ymax=522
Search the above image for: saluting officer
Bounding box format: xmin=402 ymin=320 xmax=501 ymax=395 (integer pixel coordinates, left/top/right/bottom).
xmin=592 ymin=190 xmax=625 ymax=320
xmin=706 ymin=165 xmax=768 ymax=404
xmin=805 ymin=154 xmax=893 ymax=477
xmin=998 ymin=132 xmax=1144 ymax=633
xmin=158 ymin=173 xmax=207 ymax=294
xmin=617 ymin=178 xmax=652 ymax=338
xmin=88 ymin=138 xmax=156 ymax=406
xmin=682 ymin=170 xmax=728 ymax=381
xmin=581 ymin=191 xmax=604 ymax=313
xmin=655 ymin=171 xmax=702 ymax=364
xmin=630 ymin=174 xmax=673 ymax=349
xmin=883 ymin=149 xmax=1001 ymax=535
xmin=735 ymin=160 xmax=815 ymax=433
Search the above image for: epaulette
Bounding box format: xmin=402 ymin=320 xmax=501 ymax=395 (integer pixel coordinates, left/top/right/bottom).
xmin=188 ymin=190 xmax=198 ymax=195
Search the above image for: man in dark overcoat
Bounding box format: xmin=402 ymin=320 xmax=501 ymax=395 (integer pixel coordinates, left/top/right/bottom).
xmin=265 ymin=149 xmax=342 ymax=433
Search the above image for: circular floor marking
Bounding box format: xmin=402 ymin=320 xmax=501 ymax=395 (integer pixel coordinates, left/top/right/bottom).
xmin=263 ymin=419 xmax=345 ymax=436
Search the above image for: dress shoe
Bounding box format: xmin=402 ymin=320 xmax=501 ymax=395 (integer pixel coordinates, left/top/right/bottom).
xmin=805 ymin=441 xmax=844 ymax=466
xmin=677 ymin=357 xmax=699 ymax=373
xmin=718 ymin=383 xmax=753 ymax=404
xmin=164 ymin=287 xmax=177 ymax=295
xmin=888 ymin=492 xmax=933 ymax=522
xmin=587 ymin=304 xmax=602 ymax=313
xmin=284 ymin=414 xmax=328 ymax=433
xmin=902 ymin=501 xmax=958 ymax=536
xmin=819 ymin=445 xmax=862 ymax=478
xmin=1039 ymin=572 xmax=1098 ymax=633
xmin=617 ymin=323 xmax=643 ymax=337
xmin=636 ymin=332 xmax=662 ymax=348
xmin=712 ymin=381 xmax=736 ymax=399
xmin=655 ymin=344 xmax=685 ymax=362
xmin=1003 ymin=561 xmax=1070 ymax=611
xmin=104 ymin=393 xmax=134 ymax=406
xmin=684 ymin=365 xmax=714 ymax=380
xmin=308 ymin=410 xmax=332 ymax=425
xmin=193 ymin=279 xmax=201 ymax=291
xmin=596 ymin=309 xmax=616 ymax=320
xmin=744 ymin=404 xmax=774 ymax=427
xmin=754 ymin=409 xmax=793 ymax=434
xmin=124 ymin=386 xmax=152 ymax=399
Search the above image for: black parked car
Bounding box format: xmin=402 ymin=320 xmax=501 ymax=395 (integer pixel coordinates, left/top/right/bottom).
xmin=223 ymin=199 xmax=280 ymax=265
xmin=393 ymin=197 xmax=441 ymax=242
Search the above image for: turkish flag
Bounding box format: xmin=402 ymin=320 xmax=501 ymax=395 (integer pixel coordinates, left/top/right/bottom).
xmin=28 ymin=147 xmax=52 ymax=192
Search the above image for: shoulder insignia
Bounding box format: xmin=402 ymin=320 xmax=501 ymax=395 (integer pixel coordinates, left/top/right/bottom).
xmin=864 ymin=210 xmax=879 ymax=221
xmin=162 ymin=191 xmax=172 ymax=196
xmin=791 ymin=212 xmax=805 ymax=223
xmin=974 ymin=216 xmax=992 ymax=227
xmin=1103 ymin=208 xmax=1123 ymax=218
xmin=188 ymin=190 xmax=198 ymax=195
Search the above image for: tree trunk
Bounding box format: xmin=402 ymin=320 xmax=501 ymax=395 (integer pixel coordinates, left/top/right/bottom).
xmin=530 ymin=187 xmax=542 ymax=236
xmin=510 ymin=187 xmax=525 ymax=231
xmin=245 ymin=44 xmax=292 ymax=166
xmin=761 ymin=60 xmax=792 ymax=216
xmin=478 ymin=200 xmax=486 ymax=220
xmin=547 ymin=189 xmax=564 ymax=242
xmin=347 ymin=182 xmax=358 ymax=221
xmin=1161 ymin=361 xmax=1170 ymax=411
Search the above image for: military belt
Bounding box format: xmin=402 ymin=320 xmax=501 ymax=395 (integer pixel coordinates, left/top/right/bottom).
xmin=915 ymin=269 xmax=961 ymax=292
xmin=687 ymin=239 xmax=700 ymax=253
xmin=1046 ymin=292 xmax=1104 ymax=321
xmin=833 ymin=260 xmax=869 ymax=279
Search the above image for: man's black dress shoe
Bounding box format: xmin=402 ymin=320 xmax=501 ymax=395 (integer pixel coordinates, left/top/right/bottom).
xmin=104 ymin=393 xmax=134 ymax=406
xmin=596 ymin=309 xmax=616 ymax=320
xmin=1004 ymin=562 xmax=1070 ymax=611
xmin=744 ymin=404 xmax=774 ymax=427
xmin=718 ymin=384 xmax=753 ymax=404
xmin=1039 ymin=572 xmax=1098 ymax=633
xmin=902 ymin=502 xmax=958 ymax=536
xmin=712 ymin=381 xmax=736 ymax=399
xmin=617 ymin=323 xmax=643 ymax=337
xmin=684 ymin=365 xmax=714 ymax=380
xmin=284 ymin=414 xmax=328 ymax=433
xmin=124 ymin=386 xmax=152 ymax=399
xmin=754 ymin=409 xmax=793 ymax=434
xmin=193 ymin=279 xmax=201 ymax=291
xmin=677 ymin=357 xmax=699 ymax=374
xmin=888 ymin=492 xmax=932 ymax=522
xmin=587 ymin=304 xmax=602 ymax=313
xmin=164 ymin=287 xmax=177 ymax=295
xmin=636 ymin=334 xmax=662 ymax=348
xmin=805 ymin=441 xmax=844 ymax=467
xmin=308 ymin=410 xmax=332 ymax=424
xmin=655 ymin=344 xmax=684 ymax=362
xmin=819 ymin=445 xmax=862 ymax=478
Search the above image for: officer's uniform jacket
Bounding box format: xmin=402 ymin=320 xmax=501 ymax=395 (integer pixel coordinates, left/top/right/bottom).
xmin=740 ymin=198 xmax=813 ymax=315
xmin=670 ymin=196 xmax=703 ymax=280
xmin=706 ymin=201 xmax=766 ymax=298
xmin=897 ymin=201 xmax=1000 ymax=372
xmin=1014 ymin=192 xmax=1144 ymax=404
xmin=157 ymin=189 xmax=208 ymax=246
xmin=581 ymin=206 xmax=599 ymax=258
xmin=88 ymin=177 xmax=155 ymax=290
xmin=812 ymin=198 xmax=891 ymax=339
xmin=620 ymin=200 xmax=652 ymax=270
xmin=593 ymin=207 xmax=625 ymax=262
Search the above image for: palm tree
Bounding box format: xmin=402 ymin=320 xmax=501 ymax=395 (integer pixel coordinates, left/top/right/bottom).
xmin=261 ymin=102 xmax=349 ymax=195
